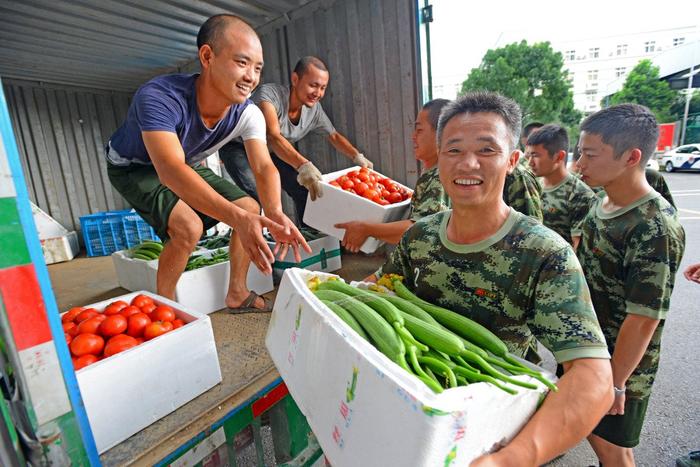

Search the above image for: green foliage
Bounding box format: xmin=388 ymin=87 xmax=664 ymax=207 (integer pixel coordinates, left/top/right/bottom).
xmin=670 ymin=90 xmax=700 ymax=121
xmin=460 ymin=41 xmax=582 ymax=135
xmin=608 ymin=60 xmax=677 ymax=122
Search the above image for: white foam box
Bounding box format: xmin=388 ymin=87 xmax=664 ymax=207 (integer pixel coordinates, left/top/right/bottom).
xmin=31 ymin=202 xmax=80 ymax=264
xmin=266 ymin=269 xmax=550 ymax=467
xmin=112 ymin=249 xmax=274 ymax=314
xmin=302 ymin=166 xmax=413 ymax=253
xmin=268 ymin=235 xmax=342 ymax=281
xmin=69 ymin=291 xmax=222 ymax=454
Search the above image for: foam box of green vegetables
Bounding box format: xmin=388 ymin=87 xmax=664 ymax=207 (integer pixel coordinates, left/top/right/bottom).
xmin=112 ymin=243 xmax=273 ymax=314
xmin=266 ymin=269 xmax=554 ymax=467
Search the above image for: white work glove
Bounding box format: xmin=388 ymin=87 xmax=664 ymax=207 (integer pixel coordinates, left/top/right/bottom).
xmin=296 ymin=161 xmax=324 ymax=201
xmin=353 ymin=153 xmax=373 ymax=169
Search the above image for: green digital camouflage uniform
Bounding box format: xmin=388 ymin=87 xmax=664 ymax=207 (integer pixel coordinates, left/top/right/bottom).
xmin=409 ymin=166 xmax=450 ymax=221
xmin=409 ymin=164 xmax=543 ymax=222
xmin=504 ymin=163 xmax=543 ymax=222
xmin=541 ymin=173 xmax=596 ymax=245
xmin=377 ymin=209 xmax=610 ymax=362
xmin=578 ymin=191 xmax=685 ymax=446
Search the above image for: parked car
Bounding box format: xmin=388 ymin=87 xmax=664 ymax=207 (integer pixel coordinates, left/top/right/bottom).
xmin=661 ymin=144 xmax=700 ymax=172
xmin=646 ymin=158 xmax=660 ymax=171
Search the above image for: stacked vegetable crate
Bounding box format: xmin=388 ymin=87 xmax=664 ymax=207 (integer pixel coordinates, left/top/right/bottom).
xmin=111 ymin=240 xmax=273 ymax=314
xmin=266 ymin=269 xmax=554 ymax=466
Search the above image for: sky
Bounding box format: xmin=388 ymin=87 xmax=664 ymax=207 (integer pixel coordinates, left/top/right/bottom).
xmin=426 ymin=0 xmax=700 ymax=98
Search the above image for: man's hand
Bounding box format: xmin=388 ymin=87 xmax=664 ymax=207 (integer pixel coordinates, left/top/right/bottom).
xmin=235 ymin=213 xmax=281 ymax=275
xmin=353 ymin=153 xmax=373 ymax=169
xmin=297 ymin=161 xmax=324 ymax=201
xmin=266 ymin=211 xmax=312 ymax=262
xmin=608 ymin=388 xmax=626 ymax=415
xmin=335 ymin=221 xmax=370 ymax=253
xmin=684 ymin=263 xmax=700 ymax=283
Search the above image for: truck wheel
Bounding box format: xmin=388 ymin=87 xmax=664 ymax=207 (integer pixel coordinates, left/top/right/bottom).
xmin=665 ymin=161 xmax=674 ymax=172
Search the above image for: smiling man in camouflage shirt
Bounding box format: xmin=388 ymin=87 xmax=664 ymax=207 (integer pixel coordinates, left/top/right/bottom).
xmin=576 ymin=104 xmax=685 ymax=466
xmin=527 ymin=124 xmax=595 ymax=250
xmin=373 ymin=92 xmax=613 ymax=466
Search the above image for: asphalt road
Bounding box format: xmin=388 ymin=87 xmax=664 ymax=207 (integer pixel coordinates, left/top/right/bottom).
xmin=549 ymin=171 xmax=700 ymax=467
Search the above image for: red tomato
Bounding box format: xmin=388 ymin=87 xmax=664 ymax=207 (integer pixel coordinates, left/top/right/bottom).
xmin=377 ymin=198 xmax=390 ymax=206
xmin=126 ymin=313 xmax=152 ymax=338
xmin=119 ymin=305 xmax=141 ymax=318
xmin=349 ymin=170 xmax=360 ymax=177
xmin=329 ymin=180 xmax=341 ymax=188
xmin=356 ymin=172 xmax=370 ymax=183
xmin=134 ymin=337 xmax=144 ymax=345
xmin=77 ymin=316 xmax=106 ymax=335
xmin=62 ymin=307 xmax=84 ymax=324
xmin=337 ymin=175 xmax=350 ymax=185
xmin=387 ymin=183 xmax=400 ymax=193
xmin=140 ymin=302 xmax=157 ymax=315
xmin=99 ymin=315 xmax=128 ymax=337
xmin=172 ymin=318 xmax=185 ymax=329
xmin=70 ymin=333 xmax=104 ymax=357
xmin=354 ymin=182 xmax=369 ymax=195
xmin=363 ymin=189 xmax=378 ymax=201
xmin=104 ymin=334 xmax=139 ymax=358
xmin=387 ymin=192 xmax=403 ymax=204
xmin=143 ymin=322 xmax=171 ymax=340
xmin=381 ymin=189 xmax=390 ymax=198
xmin=341 ymin=179 xmax=354 ymax=190
xmin=62 ymin=321 xmax=76 ymax=334
xmin=65 ymin=333 xmax=72 ymax=346
xmin=152 ymin=306 xmax=175 ymax=322
xmin=131 ymin=294 xmax=154 ymax=308
xmin=104 ymin=303 xmax=125 ymax=316
xmin=75 ymin=308 xmax=99 ymax=323
xmin=73 ymin=354 xmax=99 ymax=371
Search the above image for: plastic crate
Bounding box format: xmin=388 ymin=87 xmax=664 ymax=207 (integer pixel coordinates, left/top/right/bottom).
xmin=79 ymin=209 xmax=159 ymax=257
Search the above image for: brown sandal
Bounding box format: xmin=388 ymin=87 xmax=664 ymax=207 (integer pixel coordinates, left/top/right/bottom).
xmin=223 ymin=292 xmax=272 ymax=314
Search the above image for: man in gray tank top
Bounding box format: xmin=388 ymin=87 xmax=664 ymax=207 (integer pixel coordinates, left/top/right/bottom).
xmin=219 ymin=56 xmax=373 ymax=225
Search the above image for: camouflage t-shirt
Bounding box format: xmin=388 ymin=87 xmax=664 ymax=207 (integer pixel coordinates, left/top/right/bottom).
xmin=409 ymin=166 xmax=450 ymax=221
xmin=504 ymin=163 xmax=544 ymax=222
xmin=577 ymin=191 xmax=685 ymax=399
xmin=541 ymin=173 xmax=596 ymax=245
xmin=377 ymin=209 xmax=609 ymax=363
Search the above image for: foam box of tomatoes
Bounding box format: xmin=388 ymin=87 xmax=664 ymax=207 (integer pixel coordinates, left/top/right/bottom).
xmin=112 ymin=249 xmax=274 ymax=314
xmin=67 ymin=291 xmax=222 ymax=453
xmin=302 ymin=166 xmax=413 ymax=253
xmin=266 ymin=269 xmax=550 ymax=467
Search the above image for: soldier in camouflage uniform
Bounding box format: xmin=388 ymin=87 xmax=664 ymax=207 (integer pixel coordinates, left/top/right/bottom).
xmin=526 ymin=124 xmax=595 ymax=249
xmin=373 ymin=92 xmax=613 ymax=466
xmin=334 ymin=99 xmax=451 ymax=252
xmin=576 ymin=104 xmax=685 ymax=466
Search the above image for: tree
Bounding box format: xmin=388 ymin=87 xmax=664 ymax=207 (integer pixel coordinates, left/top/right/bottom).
xmin=608 ymin=60 xmax=676 ymax=122
xmin=460 ymin=41 xmax=582 ymax=132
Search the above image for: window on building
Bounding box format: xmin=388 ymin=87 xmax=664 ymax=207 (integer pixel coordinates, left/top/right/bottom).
xmin=588 ymin=47 xmax=600 ymax=58
xmin=615 ymin=67 xmax=626 ymax=78
xmin=587 ymin=69 xmax=598 ymax=82
xmin=674 ymin=37 xmax=685 ymax=46
xmin=616 ymin=44 xmax=628 ymax=56
xmin=587 ymin=93 xmax=598 ymax=103
xmin=565 ymin=50 xmax=576 ymax=61
xmin=644 ymin=41 xmax=656 ymax=53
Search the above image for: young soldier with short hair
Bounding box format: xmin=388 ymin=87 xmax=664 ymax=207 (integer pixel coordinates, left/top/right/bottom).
xmin=372 ymin=92 xmax=613 ymax=465
xmin=576 ymin=104 xmax=686 ymax=466
xmin=527 ymin=124 xmax=595 ymax=250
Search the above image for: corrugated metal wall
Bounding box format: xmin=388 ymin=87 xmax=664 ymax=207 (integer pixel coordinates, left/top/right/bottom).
xmin=2 ymin=0 xmax=420 ymax=237
xmin=3 ymin=80 xmax=131 ymax=233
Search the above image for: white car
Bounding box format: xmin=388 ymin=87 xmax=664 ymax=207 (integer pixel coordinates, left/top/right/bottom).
xmin=661 ymin=144 xmax=700 ymax=172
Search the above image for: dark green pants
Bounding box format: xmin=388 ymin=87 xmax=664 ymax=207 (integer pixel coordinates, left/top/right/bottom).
xmin=107 ymin=162 xmax=248 ymax=240
xmin=592 ymin=396 xmax=650 ymax=448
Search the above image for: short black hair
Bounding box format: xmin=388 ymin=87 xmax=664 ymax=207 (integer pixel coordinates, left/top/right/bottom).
xmin=293 ymin=56 xmax=328 ymax=77
xmin=422 ymin=99 xmax=451 ymax=130
xmin=580 ymin=104 xmax=658 ymax=163
xmin=526 ymin=124 xmax=569 ymax=158
xmin=437 ymin=91 xmax=521 ymax=150
xmin=197 ymin=14 xmax=248 ymax=52
xmin=522 ymin=122 xmax=544 ymax=139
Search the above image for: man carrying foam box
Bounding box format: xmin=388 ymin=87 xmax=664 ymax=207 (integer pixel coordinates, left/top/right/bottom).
xmin=370 ymin=92 xmax=613 ymax=465
xmin=218 ymin=56 xmax=373 ymax=226
xmin=106 ymin=15 xmax=310 ymax=313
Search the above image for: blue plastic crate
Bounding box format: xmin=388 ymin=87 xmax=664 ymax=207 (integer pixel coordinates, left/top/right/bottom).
xmin=79 ymin=209 xmax=159 ymax=257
